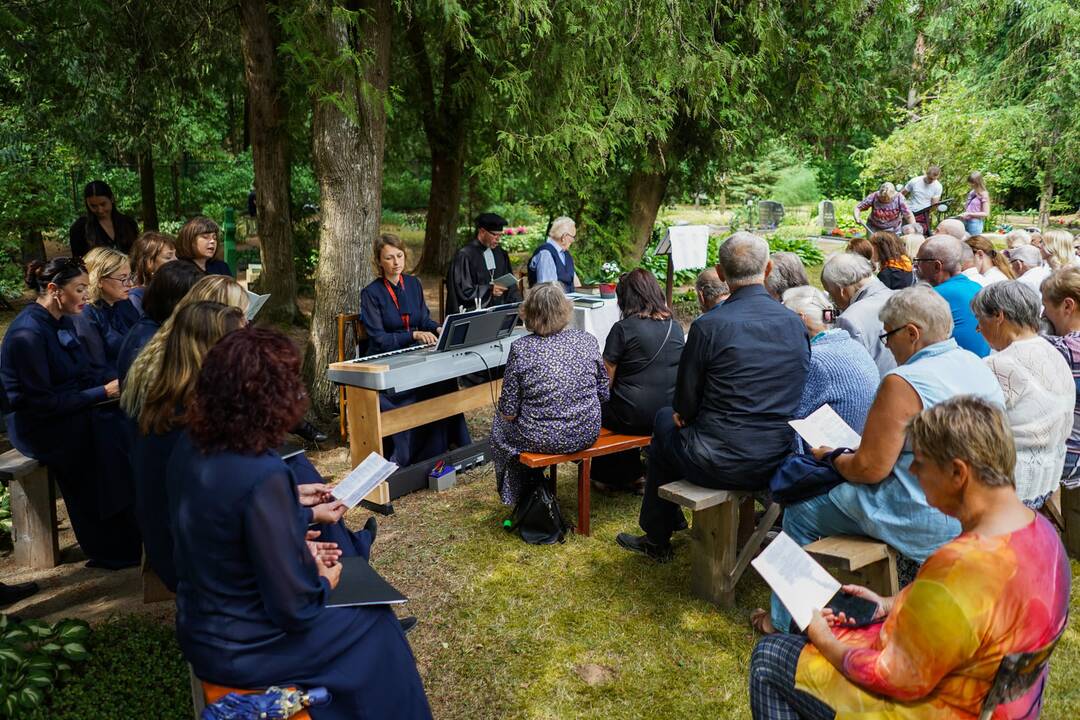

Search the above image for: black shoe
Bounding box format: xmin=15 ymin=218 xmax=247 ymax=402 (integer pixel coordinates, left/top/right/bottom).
xmin=615 ymin=533 xmax=673 ymax=563
xmin=364 ymin=516 xmax=378 ymax=545
xmin=294 ymin=420 xmax=329 ymax=444
xmin=0 ymin=581 xmax=39 ymax=608
xmin=399 ymin=616 xmax=418 ymax=634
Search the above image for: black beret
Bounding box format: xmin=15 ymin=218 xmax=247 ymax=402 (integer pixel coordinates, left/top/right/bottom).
xmin=475 ymin=213 xmax=508 ymax=232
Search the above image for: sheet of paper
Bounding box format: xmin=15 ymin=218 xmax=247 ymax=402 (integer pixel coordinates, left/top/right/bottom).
xmin=667 ymin=225 xmax=710 ymax=271
xmin=789 ymin=403 xmax=862 ymax=450
xmin=751 ymin=531 xmax=840 ymax=630
xmin=245 ymin=290 xmax=271 ymax=320
xmin=333 ymin=452 xmax=398 ymax=508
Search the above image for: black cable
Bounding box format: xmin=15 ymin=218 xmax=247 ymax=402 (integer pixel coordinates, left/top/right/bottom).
xmin=461 ymin=349 xmax=498 ymax=410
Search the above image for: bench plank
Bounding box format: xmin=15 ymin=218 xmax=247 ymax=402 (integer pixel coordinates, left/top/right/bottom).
xmin=519 ymin=428 xmax=650 ymax=467
xmin=805 ymin=535 xmax=891 ymax=571
xmin=0 ymin=448 xmax=41 ymax=481
xmin=658 ymin=481 xmax=735 ymax=511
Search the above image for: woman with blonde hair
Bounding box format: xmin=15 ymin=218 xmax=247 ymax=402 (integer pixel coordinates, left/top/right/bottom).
xmin=76 ymin=246 xmax=140 ymax=381
xmin=1034 ymin=229 xmax=1078 ymax=269
xmin=961 ymin=171 xmax=991 ymax=236
xmin=965 ymin=235 xmax=1014 ymax=283
xmin=855 ymin=182 xmax=916 ymax=234
xmin=128 ymin=231 xmax=177 ymax=314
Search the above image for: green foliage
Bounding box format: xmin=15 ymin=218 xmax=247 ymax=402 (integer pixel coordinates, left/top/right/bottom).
xmin=48 ymin=615 xmax=190 ymax=720
xmin=0 ymin=614 xmax=90 ymax=719
xmin=382 ymin=170 xmax=431 ymax=211
xmin=0 ymin=485 xmax=10 ymax=539
xmin=766 ymin=227 xmax=825 ymax=266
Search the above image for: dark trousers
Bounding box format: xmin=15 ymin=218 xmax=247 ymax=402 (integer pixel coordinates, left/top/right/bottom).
xmin=638 ymin=409 xmax=712 ymax=544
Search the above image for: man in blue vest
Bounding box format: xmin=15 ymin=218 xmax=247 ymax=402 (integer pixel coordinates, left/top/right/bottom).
xmin=527 ymin=216 xmax=577 ymax=292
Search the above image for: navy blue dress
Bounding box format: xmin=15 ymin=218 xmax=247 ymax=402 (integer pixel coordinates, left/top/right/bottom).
xmin=179 ymin=258 xmax=233 ymax=277
xmin=74 ymin=299 xmax=140 ymax=383
xmin=0 ymin=303 xmax=141 ymax=566
xmin=117 ymin=317 xmax=159 ymax=385
xmin=360 ymin=276 xmax=470 ymax=466
xmin=134 ymin=425 xmax=371 ymax=592
xmin=167 ymin=435 xmax=430 ymax=719
xmin=128 ymin=286 xmax=146 ymax=316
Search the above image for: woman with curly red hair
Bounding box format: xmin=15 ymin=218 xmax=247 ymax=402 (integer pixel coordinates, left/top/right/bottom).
xmin=168 ymin=327 xmax=431 ymax=719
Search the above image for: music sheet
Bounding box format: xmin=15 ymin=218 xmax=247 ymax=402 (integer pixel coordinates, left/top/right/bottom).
xmin=751 ymin=531 xmax=840 ymax=630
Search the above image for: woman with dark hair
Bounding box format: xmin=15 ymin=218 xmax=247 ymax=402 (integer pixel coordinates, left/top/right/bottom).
xmin=869 ymin=230 xmax=914 ymax=289
xmin=128 ymin=231 xmax=177 ymax=314
xmin=0 ymin=258 xmax=141 ymax=568
xmin=591 ymin=269 xmax=684 ymax=492
xmin=68 ymin=180 xmax=140 ymax=257
xmin=360 ymin=234 xmax=469 ymax=466
xmin=845 ymin=237 xmax=875 ymax=264
xmin=116 ymin=260 xmax=203 ymax=384
xmin=176 ymin=216 xmax=232 ymax=276
xmin=169 ymin=327 xmax=431 ymax=719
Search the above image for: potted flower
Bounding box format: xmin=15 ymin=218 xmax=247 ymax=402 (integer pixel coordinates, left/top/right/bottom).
xmin=599 ymin=261 xmax=620 ymax=299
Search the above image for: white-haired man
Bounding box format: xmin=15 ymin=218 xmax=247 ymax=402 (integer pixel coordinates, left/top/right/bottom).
xmin=527 ymin=216 xmax=578 ymax=292
xmin=1008 ymin=245 xmax=1051 ymax=295
xmin=617 ymin=232 xmax=810 ymax=561
xmin=821 ymin=253 xmax=896 ymax=376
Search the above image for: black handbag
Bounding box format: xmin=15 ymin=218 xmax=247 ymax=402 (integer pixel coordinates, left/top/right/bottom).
xmin=508 ymin=483 xmax=570 ymax=544
xmin=768 ymin=447 xmax=852 ymax=505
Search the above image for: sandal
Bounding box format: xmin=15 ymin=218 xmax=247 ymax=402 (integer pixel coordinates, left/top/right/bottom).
xmin=750 ymin=608 xmax=777 ymax=635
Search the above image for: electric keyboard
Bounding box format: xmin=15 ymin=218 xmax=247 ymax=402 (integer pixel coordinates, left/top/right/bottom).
xmin=329 ymin=329 xmax=529 ymax=393
xmin=357 ymin=342 xmax=436 ymax=362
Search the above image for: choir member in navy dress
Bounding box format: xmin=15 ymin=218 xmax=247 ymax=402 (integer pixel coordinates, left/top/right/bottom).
xmin=527 ymin=216 xmax=578 ymax=293
xmin=169 ymin=327 xmax=431 ymax=719
xmin=360 ymin=234 xmax=470 ymax=466
xmin=492 ymin=284 xmax=609 ymax=506
xmin=127 ymin=231 xmax=177 ymax=315
xmin=446 ymin=213 xmax=522 ymax=314
xmin=68 ymin=180 xmax=140 ymax=257
xmin=123 ymin=301 xmax=371 ymax=592
xmin=591 ymin=269 xmax=684 ymax=493
xmin=0 ymin=258 xmax=141 ymax=568
xmin=75 ymin=246 xmax=141 ymax=381
xmin=175 ymin=216 xmax=233 ymax=277
xmin=117 ymin=260 xmax=202 ymax=384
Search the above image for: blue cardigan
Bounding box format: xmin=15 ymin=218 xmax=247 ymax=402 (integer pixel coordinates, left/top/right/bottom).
xmin=795 ymin=328 xmax=880 ymax=433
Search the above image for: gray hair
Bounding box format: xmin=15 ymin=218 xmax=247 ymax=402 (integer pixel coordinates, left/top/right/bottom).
xmin=959 ymin=241 xmax=975 ymax=266
xmin=971 ymin=280 xmax=1041 ymax=331
xmin=520 ymin=282 xmax=573 ymax=336
xmin=717 ymin=232 xmax=769 ymax=286
xmin=879 ymin=285 xmax=953 ymax=343
xmin=921 ymin=234 xmax=963 ymax=274
xmin=821 ymin=252 xmax=874 ymax=289
xmin=548 ymin=216 xmax=576 ymax=242
xmin=782 ymin=286 xmax=834 ymax=328
xmin=764 ymin=251 xmax=809 ymax=299
xmin=695 ymin=267 xmax=729 ymax=302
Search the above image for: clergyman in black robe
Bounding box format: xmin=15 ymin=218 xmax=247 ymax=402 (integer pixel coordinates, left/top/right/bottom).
xmin=446 ymin=213 xmax=522 ymax=315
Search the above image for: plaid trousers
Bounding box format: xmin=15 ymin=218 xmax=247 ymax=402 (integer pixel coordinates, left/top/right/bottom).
xmin=749 ymin=634 xmax=835 ymax=720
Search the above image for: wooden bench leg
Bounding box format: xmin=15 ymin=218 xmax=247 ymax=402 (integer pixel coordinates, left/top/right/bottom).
xmin=1062 ymin=485 xmax=1080 ymax=560
xmin=577 ymin=458 xmax=591 ymax=536
xmin=189 ymin=664 xmax=206 ymax=720
xmin=10 ymin=465 xmax=59 ymax=569
xmin=690 ymin=498 xmax=740 ymax=607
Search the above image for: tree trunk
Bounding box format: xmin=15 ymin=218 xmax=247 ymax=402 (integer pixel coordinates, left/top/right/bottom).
xmin=239 ymin=0 xmax=298 ymax=323
xmin=303 ymin=0 xmax=391 ymax=418
xmin=906 ymin=31 xmax=926 ymax=112
xmin=1039 ymin=169 xmax=1055 ymax=231
xmin=171 ymin=161 xmax=181 ymax=218
xmin=416 ymin=136 xmax=467 ymax=274
xmin=138 ymin=148 xmax=159 ymax=230
xmin=627 ymin=169 xmax=673 ymax=257
xmin=20 ymin=230 xmax=46 ymax=265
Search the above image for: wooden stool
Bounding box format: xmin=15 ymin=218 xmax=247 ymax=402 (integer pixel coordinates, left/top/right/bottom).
xmin=0 ymin=448 xmax=59 ymax=569
xmin=658 ymin=481 xmax=780 ymax=608
xmin=805 ymin=535 xmax=899 ymax=598
xmin=519 ymin=428 xmax=651 ymax=536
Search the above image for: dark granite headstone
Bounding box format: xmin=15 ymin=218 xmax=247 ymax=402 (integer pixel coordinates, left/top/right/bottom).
xmin=819 ymin=200 xmax=836 ymax=232
xmin=758 ymin=200 xmax=785 ymax=230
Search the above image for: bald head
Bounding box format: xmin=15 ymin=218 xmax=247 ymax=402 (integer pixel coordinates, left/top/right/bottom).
xmin=936 ymin=218 xmax=967 ymax=241
xmin=918 ymin=234 xmax=963 ymax=284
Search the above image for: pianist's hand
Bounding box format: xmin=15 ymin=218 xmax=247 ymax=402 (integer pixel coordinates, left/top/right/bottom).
xmin=311 ymin=500 xmax=348 ymax=525
xmin=412 ymin=330 xmax=438 ymax=346
xmin=297 ymin=483 xmax=334 ymax=507
xmin=315 ymin=553 xmax=342 ymax=589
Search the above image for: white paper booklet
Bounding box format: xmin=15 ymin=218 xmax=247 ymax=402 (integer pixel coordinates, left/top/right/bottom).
xmin=246 ymin=290 xmax=271 ymax=320
xmin=751 ymin=531 xmax=841 ymax=630
xmin=333 ymin=452 xmax=398 ymax=508
xmin=789 ymin=403 xmax=862 ymax=450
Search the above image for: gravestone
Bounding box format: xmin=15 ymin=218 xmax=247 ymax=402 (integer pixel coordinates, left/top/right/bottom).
xmin=758 ymin=200 xmax=785 ymax=230
xmin=819 ymin=200 xmax=836 ymax=232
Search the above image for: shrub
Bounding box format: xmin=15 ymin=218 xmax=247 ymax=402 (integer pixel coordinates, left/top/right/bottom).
xmin=0 ymin=485 xmax=10 ymax=540
xmin=48 ymin=615 xmax=191 ymax=720
xmin=0 ymin=614 xmax=90 ymax=719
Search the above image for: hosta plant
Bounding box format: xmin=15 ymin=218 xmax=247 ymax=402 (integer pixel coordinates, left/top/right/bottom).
xmin=0 ymin=614 xmax=90 ymax=719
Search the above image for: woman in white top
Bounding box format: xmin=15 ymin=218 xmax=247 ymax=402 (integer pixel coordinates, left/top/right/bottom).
xmin=973 ymin=281 xmax=1074 ymax=508
xmin=965 ymin=235 xmax=1014 ymax=284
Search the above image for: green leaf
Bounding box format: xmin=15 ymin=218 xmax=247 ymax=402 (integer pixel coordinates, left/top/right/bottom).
xmin=22 ymin=620 xmax=50 ymax=639
xmin=24 ymin=671 xmax=51 ymax=689
xmin=3 ymin=694 xmax=17 ymax=718
xmin=0 ymin=646 xmax=23 ymax=664
xmin=17 ymin=685 xmax=43 ymax=709
xmin=60 ymin=643 xmax=88 ymax=662
xmin=55 ymin=622 xmax=89 ymax=643
xmin=2 ymin=628 xmax=29 ymax=643
xmin=38 ymin=643 xmax=61 ymax=654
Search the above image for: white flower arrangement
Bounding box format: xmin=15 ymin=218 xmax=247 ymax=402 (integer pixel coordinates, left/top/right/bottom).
xmin=600 ymin=261 xmax=621 ymax=282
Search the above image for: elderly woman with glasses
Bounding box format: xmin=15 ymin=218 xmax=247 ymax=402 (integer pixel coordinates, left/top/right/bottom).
xmin=756 ymin=286 xmax=1005 ymax=635
xmin=972 ymin=281 xmax=1074 ymax=508
xmin=75 ymin=245 xmax=140 ymax=383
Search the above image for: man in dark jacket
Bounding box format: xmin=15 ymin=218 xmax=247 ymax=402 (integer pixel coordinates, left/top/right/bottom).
xmin=446 ymin=213 xmax=522 ymax=315
xmin=617 ymin=232 xmax=811 ymax=561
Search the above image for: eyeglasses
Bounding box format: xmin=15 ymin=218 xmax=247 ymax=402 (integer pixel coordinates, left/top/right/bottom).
xmin=104 ymin=274 xmax=133 ymax=286
xmin=879 ymin=325 xmax=909 ymax=342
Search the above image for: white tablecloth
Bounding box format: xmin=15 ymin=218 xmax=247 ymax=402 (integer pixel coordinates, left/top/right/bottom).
xmin=571 ymin=298 xmax=621 ymax=352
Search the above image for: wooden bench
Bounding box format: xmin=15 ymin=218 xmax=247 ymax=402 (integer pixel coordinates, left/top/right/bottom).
xmin=1062 ymin=485 xmax=1080 ymax=560
xmin=189 ymin=664 xmax=312 ymax=720
xmin=805 ymin=535 xmax=899 ymax=598
xmin=0 ymin=448 xmax=59 ymax=569
xmin=519 ymin=428 xmax=652 ymax=537
xmin=658 ymin=481 xmax=781 ymax=607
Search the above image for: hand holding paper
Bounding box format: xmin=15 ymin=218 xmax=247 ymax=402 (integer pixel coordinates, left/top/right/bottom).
xmin=789 ymin=404 xmax=862 ymax=450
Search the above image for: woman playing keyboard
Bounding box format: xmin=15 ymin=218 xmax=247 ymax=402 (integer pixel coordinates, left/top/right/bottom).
xmin=359 ymin=234 xmax=470 ymax=465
